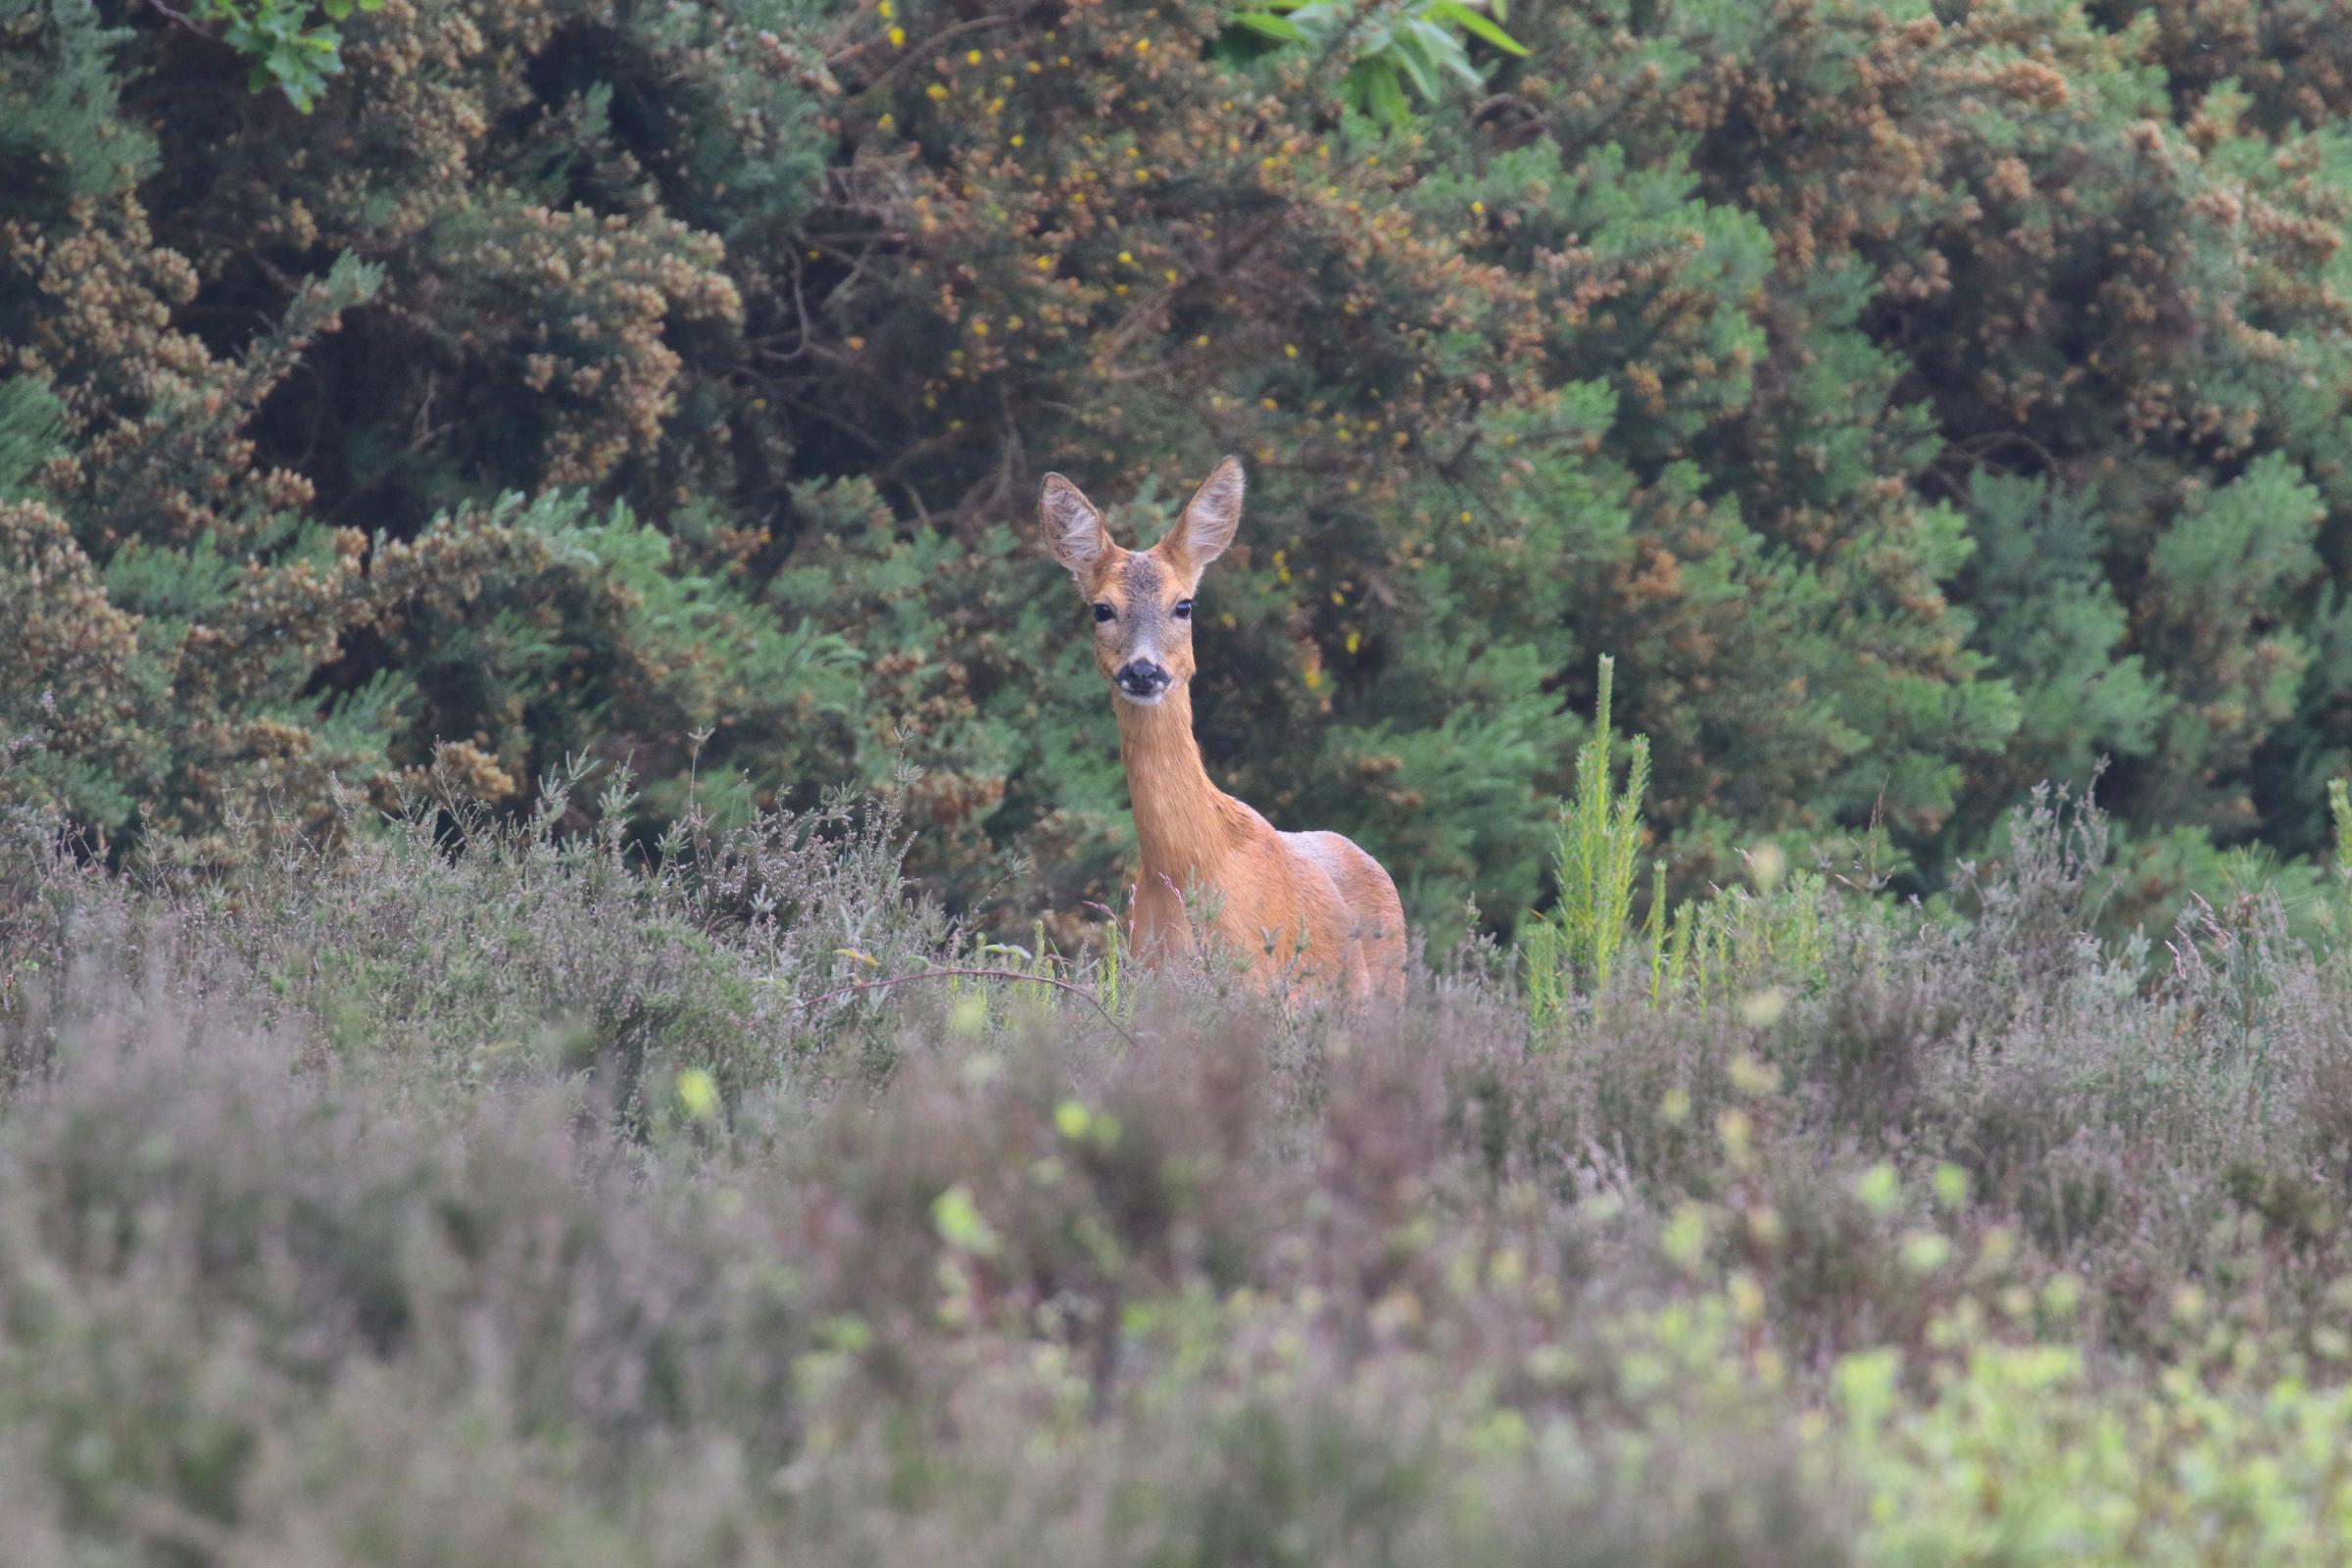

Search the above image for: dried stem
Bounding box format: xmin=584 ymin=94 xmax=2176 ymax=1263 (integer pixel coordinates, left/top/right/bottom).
xmin=789 ymin=965 xmax=1140 ymax=1050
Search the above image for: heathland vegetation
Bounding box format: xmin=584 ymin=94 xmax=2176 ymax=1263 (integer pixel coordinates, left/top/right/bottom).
xmin=13 ymin=0 xmax=2352 ymax=1559
xmin=11 ymin=765 xmax=2352 ymax=1562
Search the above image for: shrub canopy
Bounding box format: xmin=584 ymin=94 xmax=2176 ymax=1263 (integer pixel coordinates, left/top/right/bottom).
xmin=7 ymin=0 xmax=2352 ymax=939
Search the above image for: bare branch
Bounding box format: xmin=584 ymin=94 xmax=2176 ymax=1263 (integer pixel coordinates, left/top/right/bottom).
xmin=786 ymin=965 xmax=1141 ymax=1050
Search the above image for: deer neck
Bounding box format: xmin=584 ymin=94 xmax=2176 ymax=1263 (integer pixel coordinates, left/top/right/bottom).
xmin=1116 ymin=685 xmax=1235 ymax=886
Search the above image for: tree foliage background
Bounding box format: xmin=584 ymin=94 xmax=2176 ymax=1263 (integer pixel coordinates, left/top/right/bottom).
xmin=6 ymin=0 xmax=2352 ymax=943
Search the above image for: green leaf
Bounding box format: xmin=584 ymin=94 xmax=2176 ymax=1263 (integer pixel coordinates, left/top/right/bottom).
xmin=1402 ymin=18 xmax=1481 ymax=87
xmin=1432 ymin=2 xmax=1531 ymax=56
xmin=1363 ymin=61 xmax=1411 ymax=123
xmin=1231 ymin=11 xmax=1307 ymax=41
xmin=1385 ymin=28 xmax=1446 ymax=103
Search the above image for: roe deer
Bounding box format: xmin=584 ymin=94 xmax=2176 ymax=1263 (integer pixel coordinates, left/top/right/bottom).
xmin=1041 ymin=456 xmax=1406 ymax=1004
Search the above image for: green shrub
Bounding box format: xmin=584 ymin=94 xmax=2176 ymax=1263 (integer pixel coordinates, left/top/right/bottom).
xmin=195 ymin=0 xmax=387 ymax=110
xmin=27 ymin=0 xmax=2352 ymax=939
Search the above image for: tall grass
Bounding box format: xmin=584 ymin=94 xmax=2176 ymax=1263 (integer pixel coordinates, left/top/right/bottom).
xmin=7 ymin=754 xmax=2352 ymax=1562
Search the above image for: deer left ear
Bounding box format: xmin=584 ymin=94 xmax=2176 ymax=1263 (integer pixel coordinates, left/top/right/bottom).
xmin=1167 ymin=455 xmax=1245 ymax=570
xmin=1041 ymin=472 xmax=1113 ymax=582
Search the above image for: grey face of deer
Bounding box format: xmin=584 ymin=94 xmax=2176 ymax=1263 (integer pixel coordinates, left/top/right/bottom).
xmin=1106 ymin=553 xmax=1176 ymax=703
xmin=1039 ymin=458 xmax=1246 ymax=710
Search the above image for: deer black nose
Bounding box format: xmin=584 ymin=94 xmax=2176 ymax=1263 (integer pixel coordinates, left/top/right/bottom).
xmin=1115 ymin=661 xmax=1169 ymax=698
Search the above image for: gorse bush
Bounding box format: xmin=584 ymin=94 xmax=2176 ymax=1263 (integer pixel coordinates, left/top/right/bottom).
xmin=6 ymin=773 xmax=2352 ymax=1561
xmin=11 ymin=0 xmax=2352 ymax=942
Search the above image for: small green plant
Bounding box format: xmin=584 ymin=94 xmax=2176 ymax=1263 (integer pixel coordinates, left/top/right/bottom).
xmin=2331 ymin=779 xmax=2351 ymax=876
xmin=1527 ymin=662 xmax=1835 ymax=1022
xmin=1096 ymin=905 xmax=1129 ymax=1025
xmin=2325 ymin=777 xmax=2352 ymax=964
xmin=1525 ymin=655 xmax=1651 ymax=1017
xmin=1653 ymin=862 xmax=1828 ymax=1018
xmin=170 ymin=0 xmax=383 ymax=112
xmin=1228 ymin=0 xmax=1527 ymax=125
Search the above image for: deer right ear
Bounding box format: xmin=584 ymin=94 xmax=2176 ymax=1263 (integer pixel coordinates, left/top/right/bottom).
xmin=1041 ymin=473 xmax=1112 ymax=581
xmin=1168 ymin=455 xmax=1245 ymax=570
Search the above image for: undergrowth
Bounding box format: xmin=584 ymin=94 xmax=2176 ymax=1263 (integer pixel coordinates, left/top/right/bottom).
xmin=6 ymin=745 xmax=2352 ymax=1563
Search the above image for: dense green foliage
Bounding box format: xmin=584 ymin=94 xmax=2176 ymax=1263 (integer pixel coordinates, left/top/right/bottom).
xmin=9 ymin=0 xmax=2352 ymax=946
xmin=8 ymin=772 xmax=2352 ymax=1562
xmin=190 ymin=0 xmax=385 ymax=110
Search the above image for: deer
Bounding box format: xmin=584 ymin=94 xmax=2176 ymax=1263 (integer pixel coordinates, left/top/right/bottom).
xmin=1041 ymin=456 xmax=1407 ymax=1004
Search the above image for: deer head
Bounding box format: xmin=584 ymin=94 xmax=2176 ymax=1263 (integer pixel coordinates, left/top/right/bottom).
xmin=1040 ymin=456 xmax=1245 ymax=708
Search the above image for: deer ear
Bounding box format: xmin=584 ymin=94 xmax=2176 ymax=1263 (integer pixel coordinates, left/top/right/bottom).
xmin=1041 ymin=473 xmax=1112 ymax=581
xmin=1168 ymin=455 xmax=1244 ymax=569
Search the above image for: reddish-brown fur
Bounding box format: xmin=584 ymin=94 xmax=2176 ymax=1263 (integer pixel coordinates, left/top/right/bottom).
xmin=1042 ymin=458 xmax=1406 ymax=1004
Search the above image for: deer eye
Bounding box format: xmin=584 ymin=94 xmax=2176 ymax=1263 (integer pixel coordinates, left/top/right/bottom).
xmin=1172 ymin=599 xmax=1193 ymax=619
xmin=1092 ymin=603 xmax=1116 ymax=623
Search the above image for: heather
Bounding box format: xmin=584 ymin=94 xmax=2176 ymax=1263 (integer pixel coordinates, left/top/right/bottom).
xmin=5 ymin=766 xmax=2352 ymax=1563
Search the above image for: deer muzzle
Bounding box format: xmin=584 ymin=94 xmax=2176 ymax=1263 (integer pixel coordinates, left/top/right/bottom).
xmin=1114 ymin=660 xmax=1171 ymax=702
